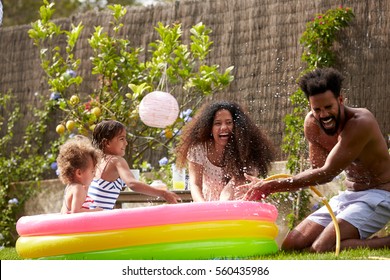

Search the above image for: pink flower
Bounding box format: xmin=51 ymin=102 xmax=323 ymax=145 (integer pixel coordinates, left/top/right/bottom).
xmin=85 ymin=101 xmax=91 ymax=110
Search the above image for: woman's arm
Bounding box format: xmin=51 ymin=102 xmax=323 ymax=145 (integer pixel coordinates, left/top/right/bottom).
xmin=188 ymin=161 xmax=205 ymax=202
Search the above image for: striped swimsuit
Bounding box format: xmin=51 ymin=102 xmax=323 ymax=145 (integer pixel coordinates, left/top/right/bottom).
xmin=88 ymin=177 xmax=126 ymax=210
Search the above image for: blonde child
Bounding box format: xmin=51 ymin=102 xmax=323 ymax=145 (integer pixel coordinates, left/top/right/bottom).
xmin=88 ymin=120 xmax=181 ymax=210
xmin=57 ymin=136 xmax=103 ymax=214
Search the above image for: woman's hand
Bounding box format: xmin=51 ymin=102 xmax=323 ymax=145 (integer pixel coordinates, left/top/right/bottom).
xmin=224 ymin=174 xmax=260 ymax=200
xmin=230 ymin=183 xmax=251 ymax=200
xmin=242 ymin=174 xmax=270 ymax=201
xmin=220 ymin=177 xmax=254 ymax=200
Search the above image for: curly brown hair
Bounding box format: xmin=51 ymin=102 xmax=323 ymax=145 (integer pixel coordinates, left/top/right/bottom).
xmin=175 ymin=100 xmax=275 ymax=182
xmin=299 ymin=67 xmax=344 ymax=99
xmin=57 ymin=136 xmax=100 ymax=185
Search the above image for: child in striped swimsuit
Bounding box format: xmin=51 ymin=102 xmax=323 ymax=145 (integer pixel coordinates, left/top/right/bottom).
xmin=88 ymin=120 xmax=180 ymax=210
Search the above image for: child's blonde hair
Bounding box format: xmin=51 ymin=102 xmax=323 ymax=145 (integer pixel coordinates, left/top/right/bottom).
xmin=57 ymin=136 xmax=100 ymax=185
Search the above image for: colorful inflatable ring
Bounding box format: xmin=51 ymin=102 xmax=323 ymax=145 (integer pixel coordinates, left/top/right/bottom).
xmin=17 ymin=220 xmax=277 ymax=259
xmin=16 ymin=201 xmax=279 ymax=260
xmin=40 ymin=238 xmax=278 ymax=260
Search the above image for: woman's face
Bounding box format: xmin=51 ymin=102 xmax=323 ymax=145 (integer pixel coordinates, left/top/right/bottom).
xmin=212 ymin=109 xmax=234 ymax=148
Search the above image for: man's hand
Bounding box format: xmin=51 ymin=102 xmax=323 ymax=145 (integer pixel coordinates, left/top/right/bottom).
xmin=242 ymin=174 xmax=270 ymax=201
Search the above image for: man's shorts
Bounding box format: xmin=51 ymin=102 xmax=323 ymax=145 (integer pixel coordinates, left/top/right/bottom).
xmin=307 ymin=189 xmax=390 ymax=239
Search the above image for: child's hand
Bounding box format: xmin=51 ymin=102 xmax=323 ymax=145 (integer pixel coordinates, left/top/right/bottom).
xmin=93 ymin=207 xmax=104 ymax=211
xmin=162 ymin=190 xmax=181 ymax=204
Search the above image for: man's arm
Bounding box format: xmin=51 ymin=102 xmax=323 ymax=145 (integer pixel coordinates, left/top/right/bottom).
xmin=244 ymin=111 xmax=372 ymax=199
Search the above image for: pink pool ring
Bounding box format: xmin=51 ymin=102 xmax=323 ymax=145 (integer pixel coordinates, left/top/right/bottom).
xmin=17 ymin=200 xmax=277 ymax=236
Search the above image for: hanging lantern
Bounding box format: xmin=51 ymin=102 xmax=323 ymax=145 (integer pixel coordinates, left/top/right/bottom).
xmin=139 ymin=91 xmax=179 ymax=128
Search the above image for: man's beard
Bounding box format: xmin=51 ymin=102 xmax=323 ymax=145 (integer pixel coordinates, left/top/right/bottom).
xmin=318 ymin=106 xmax=341 ymax=136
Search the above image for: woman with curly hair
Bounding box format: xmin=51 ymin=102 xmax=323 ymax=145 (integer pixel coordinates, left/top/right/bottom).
xmin=175 ymin=100 xmax=275 ymax=201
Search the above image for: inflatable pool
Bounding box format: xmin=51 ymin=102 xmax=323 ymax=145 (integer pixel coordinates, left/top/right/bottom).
xmin=16 ymin=201 xmax=279 ymax=260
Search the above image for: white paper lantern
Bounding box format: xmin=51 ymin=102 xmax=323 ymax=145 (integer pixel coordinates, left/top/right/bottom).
xmin=139 ymin=91 xmax=179 ymax=128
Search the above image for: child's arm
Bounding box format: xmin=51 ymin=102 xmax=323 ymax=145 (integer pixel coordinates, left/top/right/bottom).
xmin=69 ymin=185 xmax=103 ymax=213
xmin=115 ymin=157 xmax=181 ymax=203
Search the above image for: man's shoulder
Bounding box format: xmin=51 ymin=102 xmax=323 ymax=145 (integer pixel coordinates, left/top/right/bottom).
xmin=304 ymin=112 xmax=323 ymax=141
xmin=343 ymin=107 xmax=380 ymax=141
xmin=347 ymin=106 xmax=374 ymax=116
xmin=346 ymin=107 xmax=376 ymax=126
xmin=304 ymin=112 xmax=318 ymax=128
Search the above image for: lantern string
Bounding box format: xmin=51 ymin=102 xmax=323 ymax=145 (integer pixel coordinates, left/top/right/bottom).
xmin=157 ymin=63 xmax=169 ymax=93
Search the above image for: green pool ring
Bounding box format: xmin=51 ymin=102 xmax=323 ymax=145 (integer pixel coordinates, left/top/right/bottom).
xmin=39 ymin=237 xmax=278 ymax=260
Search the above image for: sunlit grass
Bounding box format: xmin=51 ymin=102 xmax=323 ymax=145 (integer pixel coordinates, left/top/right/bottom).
xmin=254 ymin=248 xmax=390 ymax=260
xmin=1 ymin=247 xmax=389 ymax=260
xmin=0 ymin=248 xmax=21 ymax=260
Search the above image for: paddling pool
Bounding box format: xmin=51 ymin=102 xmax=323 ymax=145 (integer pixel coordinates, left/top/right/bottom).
xmin=16 ymin=201 xmax=279 ymax=260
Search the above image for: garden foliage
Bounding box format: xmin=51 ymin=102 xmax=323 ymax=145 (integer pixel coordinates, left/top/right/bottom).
xmin=280 ymin=6 xmax=355 ymax=228
xmin=0 ymin=0 xmax=233 ymax=246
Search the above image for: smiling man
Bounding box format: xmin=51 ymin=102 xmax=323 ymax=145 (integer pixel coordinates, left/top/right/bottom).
xmin=244 ymin=67 xmax=390 ymax=252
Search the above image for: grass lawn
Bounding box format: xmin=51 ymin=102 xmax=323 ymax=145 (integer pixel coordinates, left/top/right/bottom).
xmin=1 ymin=246 xmax=389 ymax=260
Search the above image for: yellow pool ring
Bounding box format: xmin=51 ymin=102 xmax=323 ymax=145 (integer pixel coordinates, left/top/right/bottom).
xmin=16 ymin=220 xmax=277 ymax=259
